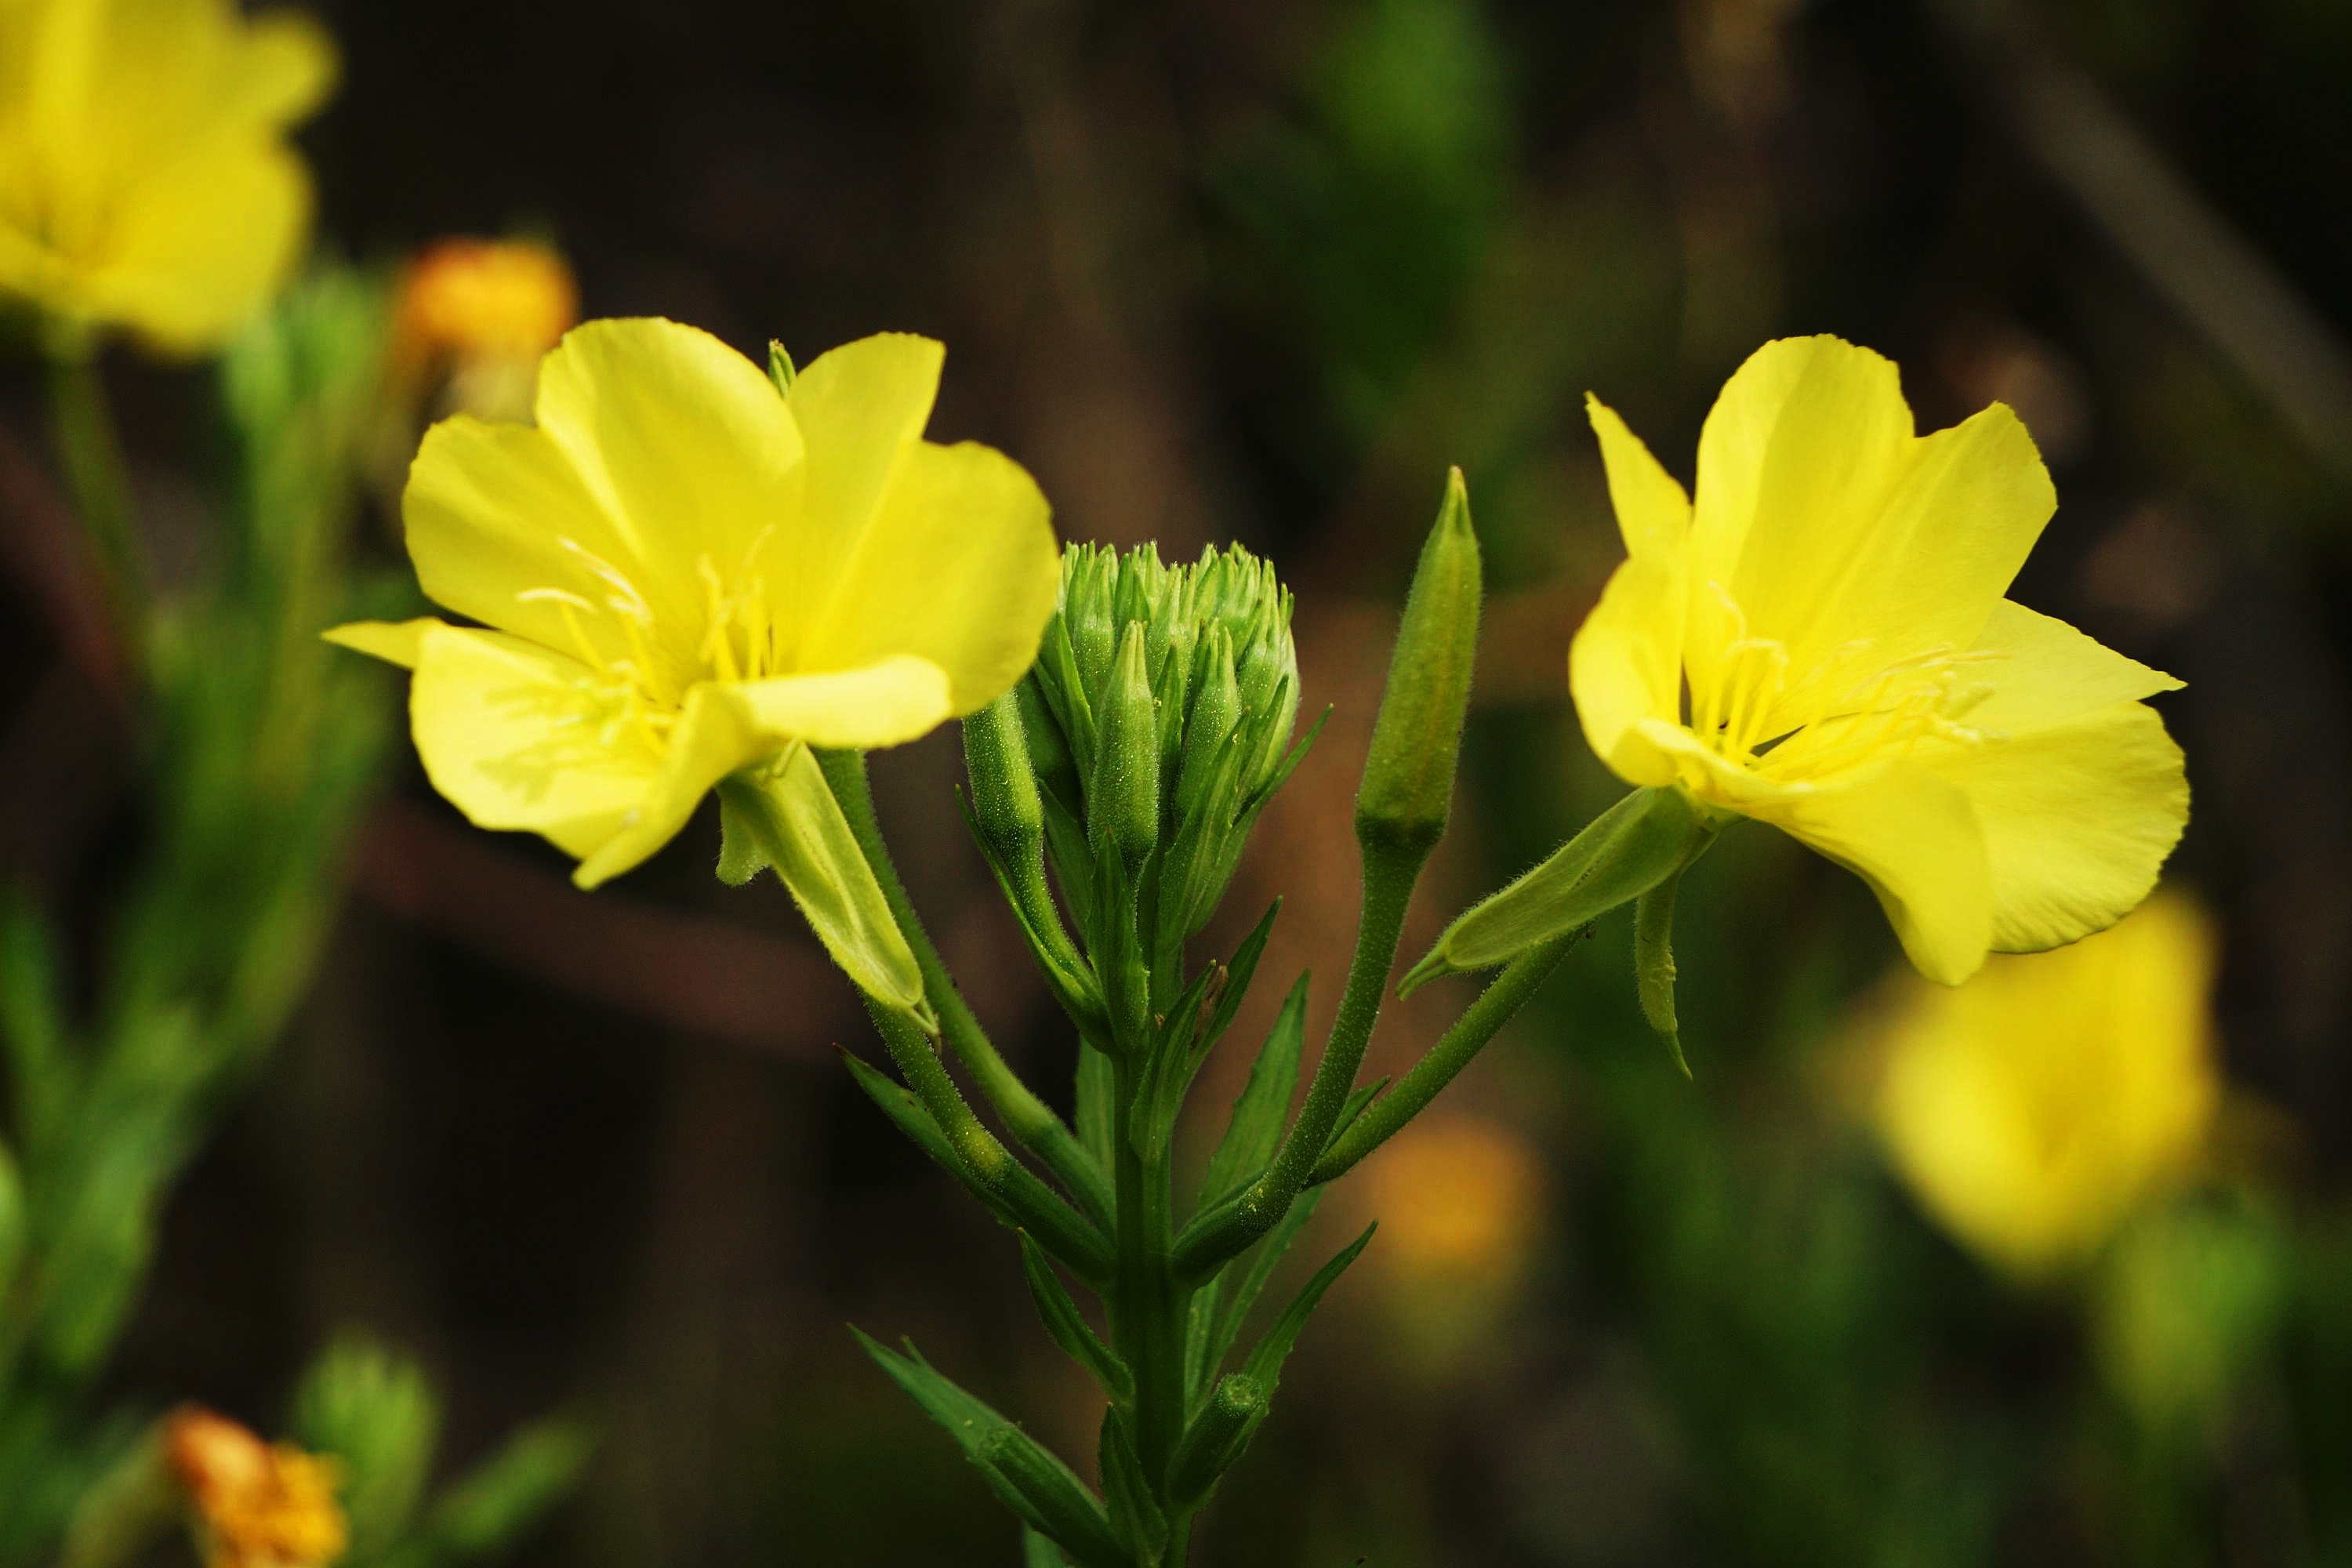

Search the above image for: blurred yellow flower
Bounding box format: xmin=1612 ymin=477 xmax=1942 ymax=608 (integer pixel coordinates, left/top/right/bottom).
xmin=0 ymin=0 xmax=336 ymax=353
xmin=1573 ymin=336 xmax=2187 ymax=983
xmin=1870 ymin=892 xmax=2220 ymax=1279
xmin=328 ymin=317 xmax=1059 ymax=887
xmin=390 ymin=237 xmax=578 ymax=422
xmin=165 ymin=1406 xmax=347 ymax=1568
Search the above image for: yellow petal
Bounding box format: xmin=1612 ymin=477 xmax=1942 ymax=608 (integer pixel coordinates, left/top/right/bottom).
xmin=220 ymin=10 xmax=338 ymax=127
xmin=1925 ymin=700 xmax=2188 ymax=953
xmin=1570 ymin=558 xmax=1684 ymax=787
xmin=532 ymin=318 xmax=805 ymax=662
xmin=82 ymin=143 xmax=309 ymax=352
xmin=1967 ymin=600 xmax=2183 ymax=729
xmin=780 ymin=332 xmax=946 ymax=627
xmin=408 ymin=626 xmax=659 ymax=858
xmin=402 ymin=412 xmax=678 ymax=671
xmin=797 ymin=437 xmax=1058 ymax=713
xmin=1586 ymin=393 xmax=1690 ymax=560
xmin=1760 ymin=764 xmax=1994 ymax=984
xmin=322 ymin=616 xmax=445 ymax=670
xmin=729 ymin=656 xmax=955 ymax=750
xmin=1778 ymin=402 xmax=2054 ymax=666
xmin=1689 ymin=336 xmax=1913 ymax=681
xmin=572 ymin=679 xmax=778 ymax=887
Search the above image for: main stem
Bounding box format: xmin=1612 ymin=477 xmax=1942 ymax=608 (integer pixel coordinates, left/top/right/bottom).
xmin=1110 ymin=1047 xmax=1191 ymax=1563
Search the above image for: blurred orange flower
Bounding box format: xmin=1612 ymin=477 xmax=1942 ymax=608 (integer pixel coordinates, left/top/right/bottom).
xmin=165 ymin=1406 xmax=347 ymax=1568
xmin=390 ymin=238 xmax=578 ymax=422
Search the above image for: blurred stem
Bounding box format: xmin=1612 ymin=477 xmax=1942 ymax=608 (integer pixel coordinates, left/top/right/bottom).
xmin=1308 ymin=929 xmax=1577 ymax=1184
xmin=816 ymin=749 xmax=1112 ymax=1229
xmin=45 ymin=349 xmax=147 ymax=666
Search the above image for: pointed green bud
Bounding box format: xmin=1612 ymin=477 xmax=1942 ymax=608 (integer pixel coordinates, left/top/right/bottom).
xmin=716 ymin=747 xmax=927 ymax=1017
xmin=1402 ymin=786 xmax=1717 ymax=995
xmin=1167 ymin=1374 xmax=1266 ymax=1509
xmin=1356 ymin=466 xmax=1482 ymax=858
xmin=1087 ymin=622 xmax=1160 ymax=873
xmin=1067 ymin=546 xmax=1119 ymax=701
xmin=1174 ymin=626 xmax=1240 ymax=823
xmin=966 ymin=690 xmax=1046 ymax=864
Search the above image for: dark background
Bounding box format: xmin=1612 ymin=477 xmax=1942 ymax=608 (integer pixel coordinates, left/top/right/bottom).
xmin=6 ymin=0 xmax=2352 ymax=1561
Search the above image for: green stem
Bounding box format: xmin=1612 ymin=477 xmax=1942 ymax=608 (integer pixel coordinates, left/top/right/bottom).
xmin=864 ymin=999 xmax=1112 ymax=1282
xmin=1308 ymin=930 xmax=1577 ymax=1184
xmin=1169 ymin=829 xmax=1428 ymax=1284
xmin=820 ymin=749 xmax=1113 ymax=1229
xmin=45 ymin=349 xmax=146 ymax=661
xmin=1108 ymin=1048 xmax=1188 ymax=1558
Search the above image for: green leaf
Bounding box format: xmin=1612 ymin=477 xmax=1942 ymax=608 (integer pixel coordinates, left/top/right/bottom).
xmin=290 ymin=1335 xmax=442 ymax=1557
xmin=1019 ymin=1232 xmax=1132 ymax=1406
xmin=855 ymin=1331 xmax=1127 ymax=1568
xmin=1097 ymin=1408 xmax=1167 ymax=1564
xmin=1634 ymin=870 xmax=1692 ymax=1079
xmin=1024 ymin=1530 xmax=1076 ymax=1568
xmin=0 ymin=891 xmax=75 ymax=1164
xmin=1196 ymin=899 xmax=1279 ymax=1069
xmin=1074 ymin=1040 xmax=1117 ymax=1174
xmin=1241 ymin=1224 xmax=1377 ymax=1396
xmin=1403 ymin=786 xmax=1712 ymax=993
xmin=1190 ymin=1185 xmax=1326 ymax=1402
xmin=1199 ymin=974 xmax=1308 ymax=1210
xmin=398 ymin=1414 xmax=595 ymax=1565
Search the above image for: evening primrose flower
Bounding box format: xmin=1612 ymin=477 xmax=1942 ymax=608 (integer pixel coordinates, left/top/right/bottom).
xmin=1573 ymin=335 xmax=2187 ymax=983
xmin=165 ymin=1406 xmax=347 ymax=1568
xmin=1871 ymin=893 xmax=2220 ymax=1279
xmin=327 ymin=318 xmax=1059 ymax=895
xmin=0 ymin=0 xmax=336 ymax=352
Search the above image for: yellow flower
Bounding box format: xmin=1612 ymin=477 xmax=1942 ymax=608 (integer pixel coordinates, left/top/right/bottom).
xmin=1573 ymin=335 xmax=2187 ymax=983
xmin=1869 ymin=893 xmax=2220 ymax=1279
xmin=165 ymin=1406 xmax=347 ymax=1568
xmin=0 ymin=0 xmax=336 ymax=352
xmin=328 ymin=317 xmax=1059 ymax=891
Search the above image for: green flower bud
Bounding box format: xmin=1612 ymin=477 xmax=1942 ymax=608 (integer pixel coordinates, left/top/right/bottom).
xmin=964 ymin=690 xmax=1044 ymax=863
xmin=1088 ymin=622 xmax=1160 ymax=873
xmin=1174 ymin=625 xmax=1241 ymax=823
xmin=1356 ymin=466 xmax=1482 ymax=857
xmin=1167 ymin=1373 xmax=1266 ymax=1508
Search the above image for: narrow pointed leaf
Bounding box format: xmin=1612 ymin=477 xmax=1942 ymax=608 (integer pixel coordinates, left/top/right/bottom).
xmin=1196 ymin=899 xmax=1279 ymax=1067
xmin=854 ymin=1331 xmax=1127 ymax=1568
xmin=1200 ymin=974 xmax=1308 ymax=1210
xmin=1240 ymin=1223 xmax=1377 ymax=1396
xmin=1097 ymin=1409 xmax=1168 ymax=1564
xmin=1019 ymin=1232 xmax=1132 ymax=1406
xmin=1196 ymin=1185 xmax=1325 ymax=1399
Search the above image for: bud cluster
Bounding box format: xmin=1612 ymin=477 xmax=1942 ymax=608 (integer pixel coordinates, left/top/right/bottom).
xmin=1015 ymin=544 xmax=1315 ymax=1022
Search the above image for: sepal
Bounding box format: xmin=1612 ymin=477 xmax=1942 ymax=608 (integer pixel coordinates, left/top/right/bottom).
xmin=1403 ymin=785 xmax=1714 ymax=994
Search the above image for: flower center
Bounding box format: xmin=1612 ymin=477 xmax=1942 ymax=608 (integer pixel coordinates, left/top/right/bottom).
xmin=1689 ymin=587 xmax=2003 ymax=781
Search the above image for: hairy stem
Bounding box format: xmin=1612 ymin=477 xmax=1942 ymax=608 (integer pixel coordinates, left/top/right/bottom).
xmin=820 ymin=748 xmax=1112 ymax=1228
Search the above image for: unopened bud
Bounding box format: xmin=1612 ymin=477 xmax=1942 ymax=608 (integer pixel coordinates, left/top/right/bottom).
xmin=1088 ymin=622 xmax=1160 ymax=873
xmin=964 ymin=690 xmax=1044 ymax=863
xmin=1356 ymin=466 xmax=1481 ymax=858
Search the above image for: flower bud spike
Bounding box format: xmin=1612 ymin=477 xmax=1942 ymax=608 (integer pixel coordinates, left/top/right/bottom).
xmin=1087 ymin=622 xmax=1160 ymax=875
xmin=1356 ymin=466 xmax=1482 ymax=860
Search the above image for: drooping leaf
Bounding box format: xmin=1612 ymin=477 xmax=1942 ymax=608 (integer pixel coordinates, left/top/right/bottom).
xmin=1019 ymin=1232 xmax=1132 ymax=1406
xmin=855 ymin=1331 xmax=1127 ymax=1568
